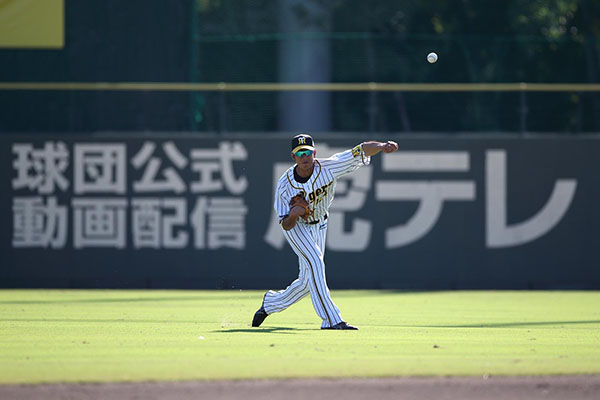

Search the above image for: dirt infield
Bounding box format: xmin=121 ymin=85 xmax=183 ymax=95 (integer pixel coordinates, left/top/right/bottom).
xmin=2 ymin=376 xmax=599 ymax=400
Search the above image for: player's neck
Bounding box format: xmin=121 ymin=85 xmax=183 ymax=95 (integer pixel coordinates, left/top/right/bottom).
xmin=295 ymin=163 xmax=314 ymax=179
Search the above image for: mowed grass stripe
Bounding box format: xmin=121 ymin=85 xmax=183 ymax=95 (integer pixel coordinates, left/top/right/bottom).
xmin=0 ymin=290 xmax=599 ymax=383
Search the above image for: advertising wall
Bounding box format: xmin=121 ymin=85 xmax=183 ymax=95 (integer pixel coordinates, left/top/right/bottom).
xmin=1 ymin=134 xmax=598 ymax=289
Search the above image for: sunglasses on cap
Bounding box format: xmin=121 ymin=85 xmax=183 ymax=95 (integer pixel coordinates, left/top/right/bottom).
xmin=294 ymin=149 xmax=314 ymax=157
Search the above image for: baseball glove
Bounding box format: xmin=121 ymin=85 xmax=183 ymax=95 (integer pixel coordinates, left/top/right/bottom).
xmin=289 ymin=193 xmax=313 ymax=221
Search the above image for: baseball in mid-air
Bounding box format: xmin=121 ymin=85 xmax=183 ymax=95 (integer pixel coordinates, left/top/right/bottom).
xmin=427 ymin=52 xmax=438 ymax=64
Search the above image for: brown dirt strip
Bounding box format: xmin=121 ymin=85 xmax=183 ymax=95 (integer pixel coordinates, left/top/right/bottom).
xmin=1 ymin=375 xmax=599 ymax=400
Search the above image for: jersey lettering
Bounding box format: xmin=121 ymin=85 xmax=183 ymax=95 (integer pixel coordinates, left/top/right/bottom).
xmin=308 ymin=181 xmax=334 ymax=203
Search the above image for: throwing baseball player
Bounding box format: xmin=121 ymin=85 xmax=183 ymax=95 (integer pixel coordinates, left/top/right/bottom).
xmin=252 ymin=134 xmax=398 ymax=330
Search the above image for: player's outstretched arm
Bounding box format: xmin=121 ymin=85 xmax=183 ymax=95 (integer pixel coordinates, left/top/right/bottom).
xmin=362 ymin=140 xmax=398 ymax=156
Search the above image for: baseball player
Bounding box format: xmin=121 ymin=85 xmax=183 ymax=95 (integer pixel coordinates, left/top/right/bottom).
xmin=252 ymin=134 xmax=398 ymax=330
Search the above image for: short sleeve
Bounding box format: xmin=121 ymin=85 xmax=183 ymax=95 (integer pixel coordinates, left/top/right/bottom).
xmin=321 ymin=143 xmax=371 ymax=179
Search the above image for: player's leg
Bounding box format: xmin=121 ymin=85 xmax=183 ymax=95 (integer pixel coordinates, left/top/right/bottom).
xmin=284 ymin=224 xmax=343 ymax=328
xmin=310 ymin=222 xmax=342 ymax=328
xmin=263 ymin=265 xmax=310 ymax=314
xmin=316 ymin=218 xmax=327 ymax=253
xmin=310 ymin=221 xmax=358 ymax=330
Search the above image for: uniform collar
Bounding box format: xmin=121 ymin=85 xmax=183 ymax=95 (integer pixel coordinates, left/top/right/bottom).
xmin=293 ymin=165 xmax=311 ymax=183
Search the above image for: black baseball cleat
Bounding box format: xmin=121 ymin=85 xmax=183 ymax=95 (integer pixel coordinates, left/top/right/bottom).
xmin=321 ymin=321 xmax=358 ymax=330
xmin=252 ymin=306 xmax=269 ymax=327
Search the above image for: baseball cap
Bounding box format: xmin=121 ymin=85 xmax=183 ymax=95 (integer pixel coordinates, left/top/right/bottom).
xmin=291 ymin=134 xmax=315 ymax=154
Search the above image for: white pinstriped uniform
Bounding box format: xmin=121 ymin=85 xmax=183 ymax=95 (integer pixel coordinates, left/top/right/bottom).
xmin=263 ymin=144 xmax=371 ymax=328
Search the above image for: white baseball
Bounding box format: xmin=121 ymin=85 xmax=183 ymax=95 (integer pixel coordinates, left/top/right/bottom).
xmin=427 ymin=52 xmax=438 ymax=64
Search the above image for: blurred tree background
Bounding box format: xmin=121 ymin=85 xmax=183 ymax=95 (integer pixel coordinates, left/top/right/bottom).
xmin=0 ymin=0 xmax=598 ymax=133
xmin=194 ymin=0 xmax=600 ymax=133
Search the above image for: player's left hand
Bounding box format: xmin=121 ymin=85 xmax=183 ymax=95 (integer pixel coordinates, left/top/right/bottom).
xmin=289 ymin=194 xmax=313 ymax=221
xmin=382 ymin=141 xmax=398 ymax=153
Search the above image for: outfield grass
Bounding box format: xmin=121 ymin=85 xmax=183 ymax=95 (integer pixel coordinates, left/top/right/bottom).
xmin=0 ymin=290 xmax=599 ymax=384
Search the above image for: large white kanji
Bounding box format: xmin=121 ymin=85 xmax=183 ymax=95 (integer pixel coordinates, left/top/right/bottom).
xmin=191 ymin=196 xmax=247 ymax=249
xmin=131 ymin=198 xmax=188 ymax=248
xmin=12 ymin=196 xmax=67 ymax=248
xmin=376 ymin=151 xmax=476 ymax=248
xmin=486 ymin=150 xmax=577 ymax=248
xmin=74 ymin=143 xmax=126 ymax=194
xmin=72 ymin=198 xmax=127 ymax=248
xmin=131 ymin=141 xmax=188 ymax=193
xmin=190 ymin=141 xmax=248 ymax=194
xmin=131 ymin=198 xmax=161 ymax=248
xmin=12 ymin=142 xmax=69 ymax=194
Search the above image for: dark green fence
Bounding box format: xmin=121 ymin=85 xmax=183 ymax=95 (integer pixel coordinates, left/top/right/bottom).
xmin=0 ymin=0 xmax=599 ymax=133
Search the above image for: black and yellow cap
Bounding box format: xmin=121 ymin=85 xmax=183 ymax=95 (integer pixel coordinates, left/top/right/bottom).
xmin=291 ymin=134 xmax=315 ymax=153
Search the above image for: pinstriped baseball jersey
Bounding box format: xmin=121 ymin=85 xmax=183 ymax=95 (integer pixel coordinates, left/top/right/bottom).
xmin=263 ymin=143 xmax=371 ymax=328
xmin=274 ymin=144 xmax=371 ymax=224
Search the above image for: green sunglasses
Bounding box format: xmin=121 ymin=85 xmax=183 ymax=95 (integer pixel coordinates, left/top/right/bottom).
xmin=294 ymin=149 xmax=314 ymax=157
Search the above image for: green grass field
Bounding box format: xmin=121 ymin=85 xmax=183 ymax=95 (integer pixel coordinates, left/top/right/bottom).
xmin=1 ymin=290 xmax=599 ymax=384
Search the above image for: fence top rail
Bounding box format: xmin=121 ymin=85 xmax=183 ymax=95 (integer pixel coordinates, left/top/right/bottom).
xmin=1 ymin=82 xmax=600 ymax=92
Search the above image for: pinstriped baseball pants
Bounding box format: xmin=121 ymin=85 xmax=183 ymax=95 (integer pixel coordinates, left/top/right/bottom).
xmin=263 ymin=220 xmax=343 ymax=329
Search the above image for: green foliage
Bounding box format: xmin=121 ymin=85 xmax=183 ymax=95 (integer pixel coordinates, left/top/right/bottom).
xmin=192 ymin=0 xmax=600 ymax=132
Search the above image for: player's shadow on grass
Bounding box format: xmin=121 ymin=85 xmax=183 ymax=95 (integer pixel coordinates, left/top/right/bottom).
xmin=215 ymin=327 xmax=311 ymax=334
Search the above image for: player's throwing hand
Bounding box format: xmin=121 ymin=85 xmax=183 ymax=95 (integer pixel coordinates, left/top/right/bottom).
xmin=382 ymin=141 xmax=399 ymax=153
